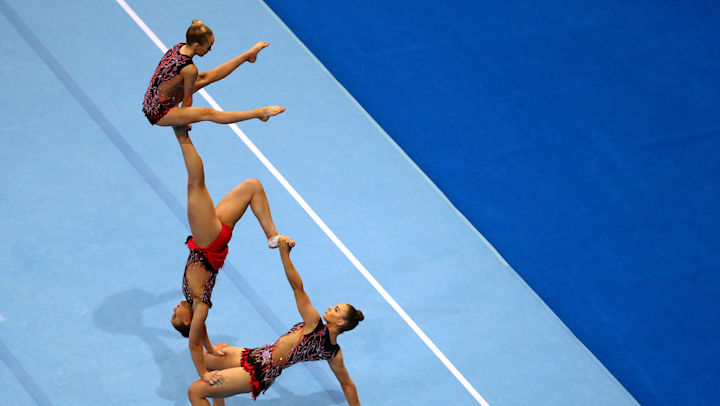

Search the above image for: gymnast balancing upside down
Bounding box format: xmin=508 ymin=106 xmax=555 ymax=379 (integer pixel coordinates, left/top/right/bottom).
xmin=169 ymin=125 xmax=284 ymax=385
xmin=142 ymin=19 xmax=285 ymax=128
xmin=187 ymin=235 xmax=364 ymax=406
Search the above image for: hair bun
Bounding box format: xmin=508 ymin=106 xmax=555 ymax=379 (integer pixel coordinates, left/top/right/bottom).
xmin=191 ymin=19 xmax=203 ymax=26
xmin=355 ymin=310 xmax=364 ymax=321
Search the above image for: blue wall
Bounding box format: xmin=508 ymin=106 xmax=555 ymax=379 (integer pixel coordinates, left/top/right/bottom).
xmin=263 ymin=1 xmax=720 ymax=404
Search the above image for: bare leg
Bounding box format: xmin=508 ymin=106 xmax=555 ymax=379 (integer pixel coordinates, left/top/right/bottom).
xmin=175 ymin=128 xmax=223 ymax=246
xmin=193 ymin=42 xmax=270 ymax=92
xmin=215 ymin=178 xmax=279 ymax=248
xmin=204 ymin=346 xmax=245 ymax=371
xmin=188 ymin=367 xmax=254 ymax=406
xmin=157 ymin=105 xmax=285 ymax=127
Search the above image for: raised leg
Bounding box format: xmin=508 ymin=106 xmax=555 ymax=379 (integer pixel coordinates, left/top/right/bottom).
xmin=215 ymin=178 xmax=279 ymax=247
xmin=175 ymin=128 xmax=223 ymax=247
xmin=193 ymin=42 xmax=270 ymax=92
xmin=157 ymin=105 xmax=285 ymax=127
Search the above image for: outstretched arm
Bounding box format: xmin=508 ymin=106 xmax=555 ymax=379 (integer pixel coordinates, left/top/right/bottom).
xmin=188 ymin=303 xmax=210 ymax=377
xmin=328 ymin=350 xmax=361 ymax=406
xmin=278 ymin=236 xmax=321 ymax=330
xmin=188 ymin=304 xmax=222 ymax=385
xmin=202 ymin=324 xmax=224 ymax=356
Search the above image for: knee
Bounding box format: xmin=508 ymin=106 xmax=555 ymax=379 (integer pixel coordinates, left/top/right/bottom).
xmin=244 ymin=178 xmax=263 ymax=192
xmin=198 ymin=107 xmax=215 ymax=121
xmin=188 ymin=381 xmax=207 ymax=401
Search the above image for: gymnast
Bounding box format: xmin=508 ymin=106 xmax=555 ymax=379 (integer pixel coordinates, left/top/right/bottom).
xmin=185 ymin=235 xmax=364 ymax=406
xmin=169 ymin=125 xmax=282 ymax=385
xmin=143 ymin=19 xmax=284 ymax=128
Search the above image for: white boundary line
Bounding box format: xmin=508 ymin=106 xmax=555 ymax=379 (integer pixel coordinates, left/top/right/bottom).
xmin=116 ymin=1 xmax=489 ymax=404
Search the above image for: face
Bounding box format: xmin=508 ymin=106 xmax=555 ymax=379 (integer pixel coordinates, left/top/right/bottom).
xmin=194 ymin=35 xmax=214 ymax=56
xmin=171 ymin=301 xmax=192 ymax=329
xmin=323 ymin=303 xmax=351 ymax=327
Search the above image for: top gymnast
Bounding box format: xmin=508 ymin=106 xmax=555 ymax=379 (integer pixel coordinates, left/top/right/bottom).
xmin=169 ymin=125 xmax=284 ymax=385
xmin=142 ymin=20 xmax=285 ymax=128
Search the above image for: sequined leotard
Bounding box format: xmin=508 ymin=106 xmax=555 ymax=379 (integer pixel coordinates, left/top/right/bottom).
xmin=240 ymin=321 xmax=340 ymax=400
xmin=182 ymin=224 xmax=233 ymax=308
xmin=142 ymin=42 xmax=194 ymax=124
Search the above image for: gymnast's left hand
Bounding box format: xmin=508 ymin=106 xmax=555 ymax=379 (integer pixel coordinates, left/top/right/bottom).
xmin=203 ymin=371 xmax=224 ymax=386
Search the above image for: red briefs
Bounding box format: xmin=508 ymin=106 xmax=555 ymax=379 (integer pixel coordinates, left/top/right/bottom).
xmin=186 ymin=224 xmax=233 ymax=271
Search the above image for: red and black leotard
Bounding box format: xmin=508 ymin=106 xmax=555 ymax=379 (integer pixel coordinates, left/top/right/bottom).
xmin=142 ymin=42 xmax=194 ymax=125
xmin=182 ymin=224 xmax=233 ymax=308
xmin=240 ymin=321 xmax=340 ymax=400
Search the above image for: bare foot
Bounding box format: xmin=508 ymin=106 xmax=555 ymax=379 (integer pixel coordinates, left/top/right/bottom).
xmin=259 ymin=106 xmax=285 ymax=122
xmin=246 ymin=41 xmax=269 ymax=63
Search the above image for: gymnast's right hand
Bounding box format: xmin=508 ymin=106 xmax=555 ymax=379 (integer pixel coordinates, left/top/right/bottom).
xmin=203 ymin=371 xmax=224 ymax=386
xmin=173 ymin=125 xmax=190 ymax=137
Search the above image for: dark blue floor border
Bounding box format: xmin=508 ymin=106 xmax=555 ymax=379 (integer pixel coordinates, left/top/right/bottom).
xmin=0 ymin=0 xmax=341 ymax=401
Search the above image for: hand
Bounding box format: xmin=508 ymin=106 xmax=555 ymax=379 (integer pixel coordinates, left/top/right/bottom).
xmin=207 ymin=343 xmax=228 ymax=356
xmin=172 ymin=125 xmax=190 ymax=137
xmin=203 ymin=371 xmax=224 ymax=386
xmin=278 ymin=235 xmax=295 ymax=254
xmin=213 ymin=343 xmax=229 ymax=352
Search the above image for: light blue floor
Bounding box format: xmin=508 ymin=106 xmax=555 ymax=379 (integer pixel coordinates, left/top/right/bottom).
xmin=1 ymin=1 xmax=638 ymax=404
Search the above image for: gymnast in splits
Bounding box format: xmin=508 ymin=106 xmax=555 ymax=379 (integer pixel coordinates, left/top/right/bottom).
xmin=143 ymin=19 xmax=284 ymax=128
xmin=169 ymin=126 xmax=283 ymax=385
xmin=186 ymin=235 xmax=364 ymax=406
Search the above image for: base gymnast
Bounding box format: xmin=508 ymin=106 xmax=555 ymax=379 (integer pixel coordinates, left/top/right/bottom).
xmin=187 ymin=237 xmax=364 ymax=406
xmin=169 ymin=126 xmax=283 ymax=386
xmin=143 ymin=19 xmax=284 ymax=129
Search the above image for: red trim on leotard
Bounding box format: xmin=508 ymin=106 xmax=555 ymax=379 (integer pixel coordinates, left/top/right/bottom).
xmin=240 ymin=348 xmax=263 ymax=400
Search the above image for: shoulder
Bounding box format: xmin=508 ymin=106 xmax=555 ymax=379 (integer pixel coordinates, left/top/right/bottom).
xmin=301 ymin=319 xmax=323 ymax=335
xmin=327 ymin=348 xmax=346 ymax=372
xmin=182 ymin=64 xmax=198 ymax=75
